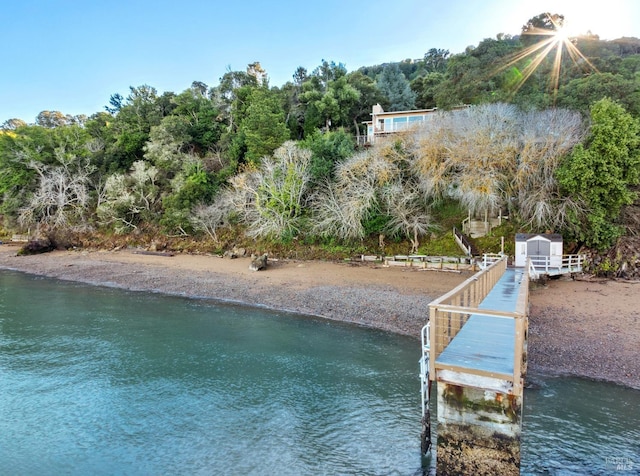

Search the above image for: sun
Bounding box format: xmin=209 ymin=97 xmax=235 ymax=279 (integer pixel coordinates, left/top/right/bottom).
xmin=492 ymin=13 xmax=598 ymax=101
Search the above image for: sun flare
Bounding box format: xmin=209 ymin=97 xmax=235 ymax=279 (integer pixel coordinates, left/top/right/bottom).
xmin=491 ymin=13 xmax=598 ymax=102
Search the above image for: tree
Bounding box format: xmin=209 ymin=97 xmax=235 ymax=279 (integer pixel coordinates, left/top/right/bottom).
xmin=18 ymin=155 xmax=94 ymax=231
xmin=105 ymin=93 xmax=124 ymax=114
xmin=278 ymin=80 xmax=306 ymax=140
xmin=557 ymin=98 xmax=640 ymax=249
xmin=423 ymin=48 xmax=450 ymax=73
xmin=557 ymin=73 xmax=640 ymax=116
xmin=409 ymin=103 xmax=586 ymax=232
xmin=311 ymin=140 xmax=434 ymax=247
xmin=36 ymin=111 xmax=71 ymax=128
xmin=292 ymin=66 xmax=308 ymax=85
xmin=376 ymin=64 xmax=416 ymax=111
xmin=298 ymin=60 xmax=359 ymax=135
xmin=97 ymin=160 xmax=161 ymax=232
xmin=317 ymin=75 xmax=361 ymax=130
xmin=521 ymin=12 xmax=564 ymax=46
xmin=0 ymin=122 xmax=95 ymax=227
xmin=161 ymin=158 xmax=217 ymax=234
xmin=221 ymin=142 xmax=313 ymax=239
xmin=411 ymin=73 xmax=445 ymax=109
xmin=144 ymin=115 xmax=192 ymax=174
xmin=103 ymin=85 xmax=171 ymax=172
xmin=346 ymin=71 xmax=387 ymax=137
xmin=513 ymin=108 xmax=586 ymax=231
xmin=300 ymin=129 xmax=355 ymax=185
xmin=312 ymin=59 xmax=347 ymax=89
xmin=239 ymin=87 xmax=290 ymax=164
xmin=1 ymin=118 xmax=27 ymax=130
xmin=170 ymin=85 xmax=225 ymax=153
xmin=212 ymin=66 xmax=260 ymax=124
xmin=435 ymin=36 xmax=522 ymax=108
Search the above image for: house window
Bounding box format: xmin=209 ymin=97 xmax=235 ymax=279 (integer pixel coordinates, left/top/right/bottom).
xmin=408 ymin=115 xmax=424 ymax=123
xmin=393 ymin=117 xmax=408 ymax=131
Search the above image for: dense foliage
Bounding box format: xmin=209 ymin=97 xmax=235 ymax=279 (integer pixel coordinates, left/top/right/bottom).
xmin=2 ymin=13 xmax=639 ymax=255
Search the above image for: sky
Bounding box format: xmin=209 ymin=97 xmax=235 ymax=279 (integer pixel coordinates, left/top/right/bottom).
xmin=2 ymin=0 xmax=639 ymax=124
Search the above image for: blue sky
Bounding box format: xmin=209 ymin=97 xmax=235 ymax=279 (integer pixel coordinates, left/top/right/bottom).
xmin=2 ymin=0 xmax=639 ymax=124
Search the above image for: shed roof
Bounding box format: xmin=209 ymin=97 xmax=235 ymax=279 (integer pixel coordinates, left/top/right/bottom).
xmin=515 ymin=233 xmax=563 ymax=242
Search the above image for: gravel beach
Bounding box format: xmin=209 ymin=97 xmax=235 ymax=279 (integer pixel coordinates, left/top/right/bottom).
xmin=1 ymin=245 xmax=638 ymax=389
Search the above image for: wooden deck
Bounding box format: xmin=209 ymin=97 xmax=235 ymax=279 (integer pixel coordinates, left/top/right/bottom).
xmin=528 ymin=254 xmax=584 ymax=279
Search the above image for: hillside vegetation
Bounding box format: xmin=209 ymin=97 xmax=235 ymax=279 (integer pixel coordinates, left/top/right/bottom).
xmin=1 ymin=13 xmax=639 ymax=277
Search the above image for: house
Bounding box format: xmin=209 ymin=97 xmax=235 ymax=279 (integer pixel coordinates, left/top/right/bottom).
xmin=360 ymin=104 xmax=438 ymax=145
xmin=360 ymin=103 xmax=469 ymax=145
xmin=514 ymin=233 xmax=563 ymax=268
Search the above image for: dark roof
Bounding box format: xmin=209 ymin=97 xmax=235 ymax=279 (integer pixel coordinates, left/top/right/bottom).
xmin=515 ymin=233 xmax=563 ymax=242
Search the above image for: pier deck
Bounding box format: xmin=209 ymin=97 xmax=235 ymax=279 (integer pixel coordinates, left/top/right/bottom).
xmin=435 ymin=269 xmax=524 ymax=376
xmin=423 ymin=259 xmax=529 ymax=475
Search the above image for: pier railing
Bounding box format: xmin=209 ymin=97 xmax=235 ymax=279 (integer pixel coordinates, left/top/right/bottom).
xmin=528 ymin=254 xmax=585 ymax=278
xmin=428 ymin=257 xmax=529 ymax=396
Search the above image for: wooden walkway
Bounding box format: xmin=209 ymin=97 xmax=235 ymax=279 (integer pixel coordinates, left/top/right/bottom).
xmin=421 ymin=257 xmax=529 ymax=473
xmin=435 ymin=268 xmax=524 ymax=377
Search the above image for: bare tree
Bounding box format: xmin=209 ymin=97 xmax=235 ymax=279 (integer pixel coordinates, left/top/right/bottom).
xmin=311 ymin=141 xmax=436 ymax=247
xmin=190 ymin=202 xmax=228 ymax=243
xmin=312 ymin=147 xmax=396 ymax=240
xmin=18 ymin=154 xmax=94 ymax=231
xmin=410 ymin=103 xmax=586 ymax=232
xmin=443 ymin=103 xmax=520 ymax=216
xmin=211 ymin=142 xmax=313 ymax=239
xmin=97 ymin=161 xmax=160 ymax=232
xmin=311 ymin=178 xmax=377 ymax=240
xmin=515 ymin=108 xmax=586 ymax=230
xmin=380 ymin=181 xmax=436 ymax=253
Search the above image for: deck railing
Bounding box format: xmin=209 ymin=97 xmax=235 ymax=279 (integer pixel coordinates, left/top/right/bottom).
xmin=528 ymin=254 xmax=585 ymax=277
xmin=428 ymin=257 xmax=529 ymax=396
xmin=452 ymin=227 xmax=474 ymax=257
xmin=480 ymin=253 xmax=504 ymax=269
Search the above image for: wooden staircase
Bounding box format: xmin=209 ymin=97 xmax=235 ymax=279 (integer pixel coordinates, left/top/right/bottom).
xmin=453 ymin=227 xmax=480 ymax=257
xmin=461 ymin=210 xmax=506 ymax=238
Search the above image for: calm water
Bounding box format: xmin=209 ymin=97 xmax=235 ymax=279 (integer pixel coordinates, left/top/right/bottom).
xmin=1 ymin=270 xmax=638 ymax=475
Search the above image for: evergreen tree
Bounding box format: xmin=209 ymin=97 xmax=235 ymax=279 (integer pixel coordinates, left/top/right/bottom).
xmin=557 ymin=98 xmax=640 ymax=249
xmin=239 ymin=88 xmax=290 ymax=164
xmin=376 ymin=64 xmax=416 ymax=111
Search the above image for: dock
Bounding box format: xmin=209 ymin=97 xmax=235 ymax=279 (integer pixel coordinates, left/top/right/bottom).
xmin=421 ymin=257 xmax=529 ymax=475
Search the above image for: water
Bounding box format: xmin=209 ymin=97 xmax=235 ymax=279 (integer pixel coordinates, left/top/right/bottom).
xmin=522 ymin=375 xmax=639 ymax=475
xmin=1 ymin=271 xmax=638 ymax=475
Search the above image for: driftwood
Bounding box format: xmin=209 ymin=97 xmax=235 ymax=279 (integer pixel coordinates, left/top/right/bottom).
xmin=132 ymin=251 xmax=175 ymax=257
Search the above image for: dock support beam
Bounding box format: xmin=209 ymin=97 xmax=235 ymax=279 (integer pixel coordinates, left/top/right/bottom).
xmin=436 ymin=379 xmax=522 ymax=475
xmin=420 ymin=382 xmax=432 ymax=455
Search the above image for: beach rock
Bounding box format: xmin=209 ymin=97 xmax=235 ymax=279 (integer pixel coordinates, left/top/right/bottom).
xmin=249 ymin=253 xmax=268 ymax=271
xmin=224 ymin=246 xmax=246 ymax=259
xmin=17 ymin=238 xmax=55 ymax=256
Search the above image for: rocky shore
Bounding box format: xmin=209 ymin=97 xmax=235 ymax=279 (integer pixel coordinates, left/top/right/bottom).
xmin=1 ymin=244 xmax=638 ymax=389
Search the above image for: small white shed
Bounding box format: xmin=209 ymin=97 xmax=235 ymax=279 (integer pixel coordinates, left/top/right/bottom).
xmin=514 ymin=233 xmax=563 ymax=268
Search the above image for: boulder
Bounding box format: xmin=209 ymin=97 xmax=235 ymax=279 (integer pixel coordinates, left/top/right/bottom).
xmin=249 ymin=253 xmax=268 ymax=271
xmin=223 ymin=246 xmax=247 ymax=259
xmin=17 ymin=238 xmax=55 ymax=256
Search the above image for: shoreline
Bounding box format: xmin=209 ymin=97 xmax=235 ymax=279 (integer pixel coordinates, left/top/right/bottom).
xmin=1 ymin=245 xmax=638 ymax=390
